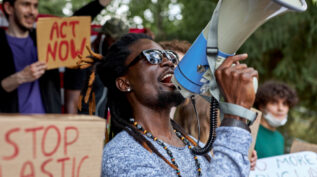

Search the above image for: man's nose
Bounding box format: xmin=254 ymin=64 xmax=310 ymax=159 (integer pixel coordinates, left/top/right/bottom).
xmin=160 ymin=56 xmax=174 ymax=68
xmin=29 ymin=5 xmax=38 ymax=16
xmin=277 ymin=103 xmax=285 ymax=110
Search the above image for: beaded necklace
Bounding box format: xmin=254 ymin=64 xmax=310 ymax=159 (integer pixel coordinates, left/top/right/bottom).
xmin=129 ymin=118 xmax=202 ymax=177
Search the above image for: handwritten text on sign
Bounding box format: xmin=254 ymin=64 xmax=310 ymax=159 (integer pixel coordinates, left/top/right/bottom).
xmin=37 ymin=17 xmax=91 ymax=69
xmin=250 ymin=151 xmax=317 ymax=177
xmin=0 ymin=115 xmax=105 ymax=177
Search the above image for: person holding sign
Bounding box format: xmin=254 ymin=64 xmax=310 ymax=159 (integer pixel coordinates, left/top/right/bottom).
xmin=97 ymin=33 xmax=258 ymax=176
xmin=0 ymin=0 xmax=112 ymax=113
xmin=254 ymin=81 xmax=298 ymax=159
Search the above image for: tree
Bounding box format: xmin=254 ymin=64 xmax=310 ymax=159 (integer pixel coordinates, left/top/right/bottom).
xmin=127 ymin=0 xmax=216 ymax=41
xmin=38 ymin=0 xmax=68 ymax=16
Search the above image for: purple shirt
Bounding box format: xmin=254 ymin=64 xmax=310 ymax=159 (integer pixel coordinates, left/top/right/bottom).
xmin=6 ymin=33 xmax=45 ymax=113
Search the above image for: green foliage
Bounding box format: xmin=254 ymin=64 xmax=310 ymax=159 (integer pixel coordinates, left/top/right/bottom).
xmin=38 ymin=0 xmax=68 ymax=16
xmin=127 ymin=0 xmax=216 ymax=41
xmin=38 ymin=0 xmax=94 ymax=17
xmin=174 ymin=0 xmax=216 ymax=41
xmin=128 ymin=0 xmax=177 ymax=40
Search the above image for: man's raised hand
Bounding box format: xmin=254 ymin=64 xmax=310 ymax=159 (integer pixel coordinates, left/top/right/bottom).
xmin=215 ymin=54 xmax=258 ymax=109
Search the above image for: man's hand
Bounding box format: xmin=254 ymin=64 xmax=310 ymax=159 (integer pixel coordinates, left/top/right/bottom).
xmin=215 ymin=54 xmax=258 ymax=109
xmin=98 ymin=0 xmax=112 ymax=7
xmin=18 ymin=61 xmax=47 ymax=83
xmin=1 ymin=61 xmax=47 ymax=92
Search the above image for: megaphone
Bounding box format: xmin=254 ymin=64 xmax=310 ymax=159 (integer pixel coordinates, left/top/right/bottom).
xmin=172 ymin=0 xmax=307 ymax=155
xmin=173 ymin=0 xmax=307 ymax=99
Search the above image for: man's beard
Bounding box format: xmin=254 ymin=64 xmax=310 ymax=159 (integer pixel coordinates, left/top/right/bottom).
xmin=14 ymin=12 xmax=33 ymax=32
xmin=152 ymin=90 xmax=185 ymax=110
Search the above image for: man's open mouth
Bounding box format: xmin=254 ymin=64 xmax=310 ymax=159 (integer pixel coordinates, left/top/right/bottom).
xmin=159 ymin=72 xmax=175 ymax=88
xmin=161 ymin=74 xmax=172 ymax=83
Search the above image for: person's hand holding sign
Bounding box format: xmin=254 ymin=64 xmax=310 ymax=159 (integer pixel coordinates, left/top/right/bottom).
xmin=1 ymin=61 xmax=47 ymax=93
xmin=19 ymin=61 xmax=47 ymax=83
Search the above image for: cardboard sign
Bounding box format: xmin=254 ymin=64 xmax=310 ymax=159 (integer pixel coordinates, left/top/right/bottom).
xmin=291 ymin=139 xmax=317 ymax=154
xmin=250 ymin=151 xmax=317 ymax=177
xmin=249 ymin=108 xmax=262 ymax=159
xmin=37 ymin=17 xmax=91 ymax=69
xmin=0 ymin=114 xmax=105 ymax=177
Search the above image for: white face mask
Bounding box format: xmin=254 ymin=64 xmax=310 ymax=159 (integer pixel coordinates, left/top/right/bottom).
xmin=263 ymin=112 xmax=288 ymax=128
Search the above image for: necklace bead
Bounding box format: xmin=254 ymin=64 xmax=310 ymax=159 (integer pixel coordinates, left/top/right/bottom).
xmin=130 ymin=118 xmax=202 ymax=177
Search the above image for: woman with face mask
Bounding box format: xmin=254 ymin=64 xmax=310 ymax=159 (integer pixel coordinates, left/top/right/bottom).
xmin=254 ymin=81 xmax=298 ymax=159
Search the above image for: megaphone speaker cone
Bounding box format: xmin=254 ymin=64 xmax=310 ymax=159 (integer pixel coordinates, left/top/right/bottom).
xmin=174 ymin=32 xmax=209 ymax=94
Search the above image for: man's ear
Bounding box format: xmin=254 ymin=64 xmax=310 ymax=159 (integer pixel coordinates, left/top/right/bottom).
xmin=115 ymin=76 xmax=131 ymax=92
xmin=3 ymin=2 xmax=14 ymax=17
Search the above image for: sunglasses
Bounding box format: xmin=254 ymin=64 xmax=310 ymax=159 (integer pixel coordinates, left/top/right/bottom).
xmin=126 ymin=49 xmax=179 ymax=68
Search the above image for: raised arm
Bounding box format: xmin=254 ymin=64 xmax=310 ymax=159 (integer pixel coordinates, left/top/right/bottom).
xmin=209 ymin=54 xmax=258 ymax=176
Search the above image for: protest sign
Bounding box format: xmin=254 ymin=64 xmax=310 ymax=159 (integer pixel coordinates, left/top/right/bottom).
xmin=37 ymin=17 xmax=91 ymax=69
xmin=0 ymin=114 xmax=105 ymax=177
xmin=250 ymin=151 xmax=317 ymax=177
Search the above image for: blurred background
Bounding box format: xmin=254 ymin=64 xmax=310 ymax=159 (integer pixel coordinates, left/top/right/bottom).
xmin=1 ymin=0 xmax=317 ymax=150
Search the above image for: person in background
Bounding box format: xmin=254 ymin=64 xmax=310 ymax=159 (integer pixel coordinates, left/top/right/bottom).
xmin=254 ymin=80 xmax=298 ymax=158
xmin=1 ymin=0 xmax=53 ymax=113
xmin=0 ymin=0 xmax=111 ymax=113
xmin=159 ymin=40 xmax=212 ymax=141
xmin=64 ymin=17 xmax=129 ymax=116
xmin=159 ymin=40 xmax=190 ymax=60
xmin=92 ymin=17 xmax=130 ymax=56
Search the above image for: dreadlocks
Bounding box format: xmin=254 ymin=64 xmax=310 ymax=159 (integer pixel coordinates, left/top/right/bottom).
xmin=97 ymin=33 xmax=210 ymax=170
xmin=97 ymin=33 xmax=151 ymax=134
